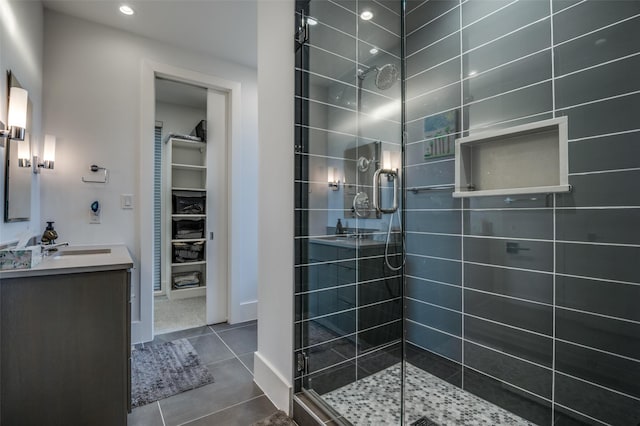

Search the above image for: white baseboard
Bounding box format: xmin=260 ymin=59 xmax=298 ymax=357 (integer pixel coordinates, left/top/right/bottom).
xmin=254 ymin=351 xmax=292 ymax=414
xmin=131 ymin=320 xmax=143 ymax=344
xmin=231 ymin=299 xmax=258 ymax=324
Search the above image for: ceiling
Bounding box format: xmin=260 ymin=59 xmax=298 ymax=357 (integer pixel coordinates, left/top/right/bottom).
xmin=155 ymin=77 xmax=206 ymax=108
xmin=42 ymin=0 xmax=257 ymax=69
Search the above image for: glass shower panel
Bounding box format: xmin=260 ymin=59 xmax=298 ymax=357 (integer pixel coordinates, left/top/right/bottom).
xmin=294 ymin=0 xmax=404 ymax=423
xmin=295 ymin=0 xmax=640 ymax=425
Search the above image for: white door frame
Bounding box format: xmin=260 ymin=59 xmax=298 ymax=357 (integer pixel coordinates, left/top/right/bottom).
xmin=137 ymin=59 xmax=241 ymax=343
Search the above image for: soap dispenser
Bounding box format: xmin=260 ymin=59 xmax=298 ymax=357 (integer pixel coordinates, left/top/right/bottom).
xmin=336 ymin=218 xmax=344 ymax=235
xmin=41 ymin=221 xmax=58 ymax=245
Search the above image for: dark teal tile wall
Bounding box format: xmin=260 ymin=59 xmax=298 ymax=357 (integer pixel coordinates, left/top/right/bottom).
xmin=405 ymin=0 xmax=640 ymax=424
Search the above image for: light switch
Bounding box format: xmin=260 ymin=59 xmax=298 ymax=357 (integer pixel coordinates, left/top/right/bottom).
xmin=121 ymin=194 xmax=134 ymax=209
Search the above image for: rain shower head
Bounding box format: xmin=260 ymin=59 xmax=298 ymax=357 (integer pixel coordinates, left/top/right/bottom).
xmin=357 ymin=63 xmax=399 ymax=90
xmin=375 ymin=64 xmax=399 ymax=90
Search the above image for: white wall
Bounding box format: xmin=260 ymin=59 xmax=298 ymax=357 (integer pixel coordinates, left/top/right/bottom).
xmin=156 ymin=102 xmax=205 ymax=137
xmin=0 ymin=0 xmax=43 ymax=244
xmin=255 ymin=0 xmax=294 ymax=413
xmin=41 ymin=10 xmax=258 ymax=342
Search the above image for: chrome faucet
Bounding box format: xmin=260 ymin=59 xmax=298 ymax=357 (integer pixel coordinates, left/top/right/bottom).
xmin=41 ymin=242 xmax=70 ymax=255
xmin=347 ymin=233 xmax=369 ymax=240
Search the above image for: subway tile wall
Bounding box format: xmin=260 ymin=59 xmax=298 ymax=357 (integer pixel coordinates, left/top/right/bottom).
xmin=405 ymin=0 xmax=640 ymax=424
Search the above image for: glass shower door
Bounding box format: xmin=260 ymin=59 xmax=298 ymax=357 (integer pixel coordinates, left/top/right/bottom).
xmin=293 ymin=0 xmax=404 ymax=423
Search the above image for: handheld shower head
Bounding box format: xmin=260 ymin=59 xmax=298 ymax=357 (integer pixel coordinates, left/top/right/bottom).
xmin=357 ymin=63 xmax=399 ymax=90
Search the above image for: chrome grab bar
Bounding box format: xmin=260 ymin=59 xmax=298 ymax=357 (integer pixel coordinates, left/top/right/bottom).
xmin=408 ymin=184 xmax=477 ymax=193
xmin=373 ymin=168 xmax=399 ymax=214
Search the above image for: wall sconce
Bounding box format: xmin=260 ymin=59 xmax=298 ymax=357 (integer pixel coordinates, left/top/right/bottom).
xmin=328 ymin=167 xmax=340 ymax=191
xmin=373 ymin=150 xmax=401 ymax=214
xmin=0 ymin=86 xmax=28 ymax=141
xmin=18 ymin=133 xmax=32 ymax=167
xmin=381 ymin=150 xmax=400 ymax=181
xmin=382 ymin=150 xmax=391 ymax=170
xmin=33 ymin=134 xmax=56 ymax=173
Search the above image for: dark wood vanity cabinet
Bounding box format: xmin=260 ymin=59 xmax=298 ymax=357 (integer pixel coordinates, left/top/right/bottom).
xmin=0 ymin=269 xmax=131 ymax=425
xmin=306 ymin=240 xmax=402 ymax=349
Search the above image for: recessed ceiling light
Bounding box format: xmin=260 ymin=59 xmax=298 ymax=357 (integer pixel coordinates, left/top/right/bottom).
xmin=369 ymin=47 xmax=379 ymax=55
xmin=119 ymin=5 xmax=134 ymax=15
xmin=360 ymin=10 xmax=373 ymax=21
xmin=307 ymin=17 xmax=318 ymax=26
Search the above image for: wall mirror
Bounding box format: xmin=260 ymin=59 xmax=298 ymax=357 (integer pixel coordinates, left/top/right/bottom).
xmin=343 ymin=141 xmax=381 ymax=219
xmin=4 ymin=71 xmax=32 ymax=222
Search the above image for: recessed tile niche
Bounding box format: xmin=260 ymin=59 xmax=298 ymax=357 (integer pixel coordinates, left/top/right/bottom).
xmin=454 ymin=117 xmax=570 ymax=198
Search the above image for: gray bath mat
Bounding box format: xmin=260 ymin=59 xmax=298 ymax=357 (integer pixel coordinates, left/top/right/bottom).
xmin=411 ymin=416 xmax=439 ymax=426
xmin=131 ymin=338 xmax=214 ymax=408
xmin=252 ymin=410 xmax=297 ymax=425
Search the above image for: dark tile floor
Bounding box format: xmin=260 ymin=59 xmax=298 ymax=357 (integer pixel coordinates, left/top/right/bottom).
xmin=128 ymin=320 xmax=278 ymax=426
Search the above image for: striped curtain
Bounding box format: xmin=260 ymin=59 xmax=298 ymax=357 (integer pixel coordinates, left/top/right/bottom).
xmin=153 ymin=123 xmax=162 ymax=291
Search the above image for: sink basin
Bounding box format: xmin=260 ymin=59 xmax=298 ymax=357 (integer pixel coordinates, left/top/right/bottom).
xmin=310 ymin=235 xmax=386 ymax=247
xmin=54 ymin=248 xmax=112 ymax=256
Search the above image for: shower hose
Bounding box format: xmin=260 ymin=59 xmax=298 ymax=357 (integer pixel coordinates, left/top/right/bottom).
xmin=384 ymin=208 xmax=405 ymax=271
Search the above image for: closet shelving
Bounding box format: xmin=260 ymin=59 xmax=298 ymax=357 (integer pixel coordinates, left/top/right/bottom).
xmin=164 ymin=137 xmax=207 ymax=300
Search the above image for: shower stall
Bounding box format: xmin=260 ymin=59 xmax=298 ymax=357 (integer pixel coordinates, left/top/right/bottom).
xmin=294 ymin=0 xmax=640 ymax=424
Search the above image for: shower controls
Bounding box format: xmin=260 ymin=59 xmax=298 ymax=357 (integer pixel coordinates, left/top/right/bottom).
xmin=357 ymin=156 xmax=371 ymax=172
xmin=352 ymin=192 xmax=371 ymax=218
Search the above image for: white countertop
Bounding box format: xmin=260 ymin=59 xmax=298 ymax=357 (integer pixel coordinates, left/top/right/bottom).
xmin=309 ymin=236 xmax=388 ymax=248
xmin=0 ymin=244 xmax=134 ymax=279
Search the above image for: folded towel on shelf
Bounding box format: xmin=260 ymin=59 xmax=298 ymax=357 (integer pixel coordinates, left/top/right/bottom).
xmin=165 ymin=133 xmax=202 ymax=143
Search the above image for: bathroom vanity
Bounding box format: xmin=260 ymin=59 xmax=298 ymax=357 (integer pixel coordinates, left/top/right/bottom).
xmin=0 ymin=245 xmax=133 ymax=425
xmin=306 ymin=237 xmax=402 ymax=349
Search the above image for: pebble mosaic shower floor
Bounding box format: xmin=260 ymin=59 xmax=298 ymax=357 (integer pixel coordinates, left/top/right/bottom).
xmin=322 ymin=363 xmax=535 ymax=425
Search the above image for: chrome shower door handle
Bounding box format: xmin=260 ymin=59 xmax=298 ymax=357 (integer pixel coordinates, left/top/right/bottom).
xmin=373 ymin=168 xmax=399 ymax=214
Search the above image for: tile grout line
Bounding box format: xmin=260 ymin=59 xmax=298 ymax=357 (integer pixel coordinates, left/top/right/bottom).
xmin=553 ymin=402 xmax=611 ymax=426
xmin=552 ymin=193 xmax=558 ymax=422
xmin=209 ymin=325 xmax=255 ymax=377
xmin=157 ymin=400 xmax=167 ymax=426
xmin=298 ymin=320 xmax=401 ymax=353
xmin=298 ymin=339 xmax=400 ymax=380
xmin=555 ymin=370 xmax=640 ymax=403
xmin=556 ymin=337 xmax=640 ymax=365
xmin=410 ymin=287 xmax=640 ymax=326
xmin=176 ymin=394 xmax=266 ymax=426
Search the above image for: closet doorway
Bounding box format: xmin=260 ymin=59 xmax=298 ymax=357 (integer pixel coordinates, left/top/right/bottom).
xmin=153 ymin=77 xmax=229 ymax=335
